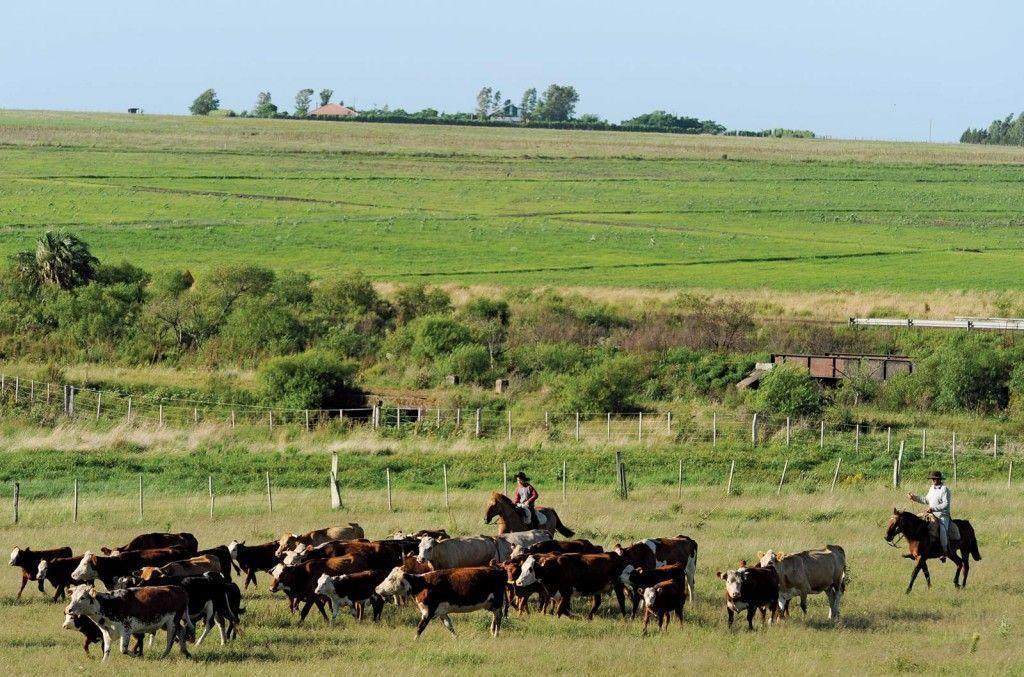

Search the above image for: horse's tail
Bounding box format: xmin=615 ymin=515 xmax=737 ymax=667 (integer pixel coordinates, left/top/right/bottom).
xmin=554 ymin=515 xmax=575 ymax=538
xmin=969 ymin=529 xmax=982 ymax=561
xmin=959 ymin=520 xmax=982 ymax=561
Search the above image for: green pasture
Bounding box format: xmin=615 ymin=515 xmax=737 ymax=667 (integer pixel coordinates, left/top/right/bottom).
xmin=2 ymin=110 xmax=1024 ymax=291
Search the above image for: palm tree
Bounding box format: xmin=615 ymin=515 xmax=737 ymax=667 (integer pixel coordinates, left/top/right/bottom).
xmin=33 ymin=230 xmax=97 ymax=289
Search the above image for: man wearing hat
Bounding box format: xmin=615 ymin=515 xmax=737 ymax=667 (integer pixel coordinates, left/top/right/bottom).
xmin=908 ymin=470 xmax=952 ymax=560
xmin=511 ymin=471 xmax=539 ymax=527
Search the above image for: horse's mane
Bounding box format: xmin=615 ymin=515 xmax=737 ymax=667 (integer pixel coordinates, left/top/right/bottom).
xmin=490 ymin=491 xmax=512 ymax=504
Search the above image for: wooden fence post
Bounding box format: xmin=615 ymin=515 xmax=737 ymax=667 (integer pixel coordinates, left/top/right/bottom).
xmin=96 ymin=392 xmax=102 ymax=420
xmin=575 ymin=412 xmax=580 ymax=442
xmin=507 ymin=410 xmax=512 ymax=441
xmin=502 ymin=462 xmax=508 ymax=495
xmin=951 ymin=432 xmax=958 ymax=484
xmin=265 ymin=472 xmax=273 ymax=514
xmin=615 ymin=452 xmax=625 ymax=499
xmin=777 ymin=460 xmax=788 ymax=495
xmin=819 ymin=420 xmax=825 ymax=449
xmin=712 ymin=411 xmax=717 ymax=446
xmin=125 ymin=396 xmax=131 ymax=423
xmin=475 ymin=409 xmax=481 ymax=437
xmin=330 ymin=452 xmax=341 ymax=509
xmin=12 ymin=481 xmax=19 ymax=524
xmin=677 ymin=459 xmax=683 ymax=498
xmin=562 ymin=460 xmax=567 ymax=504
xmin=897 ymin=442 xmax=904 ymax=487
xmin=386 ymin=468 xmax=393 ymax=512
xmin=159 ymin=404 xmax=164 ymax=427
xmin=921 ymin=429 xmax=926 ymax=455
xmin=726 ymin=460 xmax=736 ymax=495
xmin=443 ymin=464 xmax=449 ymax=509
xmin=305 ymin=409 xmax=310 ymax=432
xmin=830 ymin=458 xmax=842 ymax=493
xmin=73 ymin=478 xmax=79 ymax=523
xmin=138 ymin=475 xmax=144 ymax=520
xmin=638 ymin=412 xmax=643 ymax=441
xmin=455 ymin=408 xmax=461 ymax=429
xmin=666 ymin=411 xmax=672 ymax=436
xmin=751 ymin=413 xmax=758 ymax=447
xmin=886 ymin=427 xmax=891 ymax=455
xmin=1009 ymin=460 xmax=1013 ymax=487
xmin=786 ymin=417 xmax=791 ymax=447
xmin=855 ymin=423 xmax=860 ymax=452
xmin=208 ymin=476 xmax=215 ymax=518
xmin=193 ymin=407 xmax=198 ymax=425
xmin=993 ymin=434 xmax=998 ymax=459
xmin=606 ymin=413 xmax=611 ymax=441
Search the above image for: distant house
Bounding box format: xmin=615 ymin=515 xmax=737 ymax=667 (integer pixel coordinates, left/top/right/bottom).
xmin=308 ymin=103 xmax=358 ymax=118
xmin=490 ymin=101 xmax=520 ymax=123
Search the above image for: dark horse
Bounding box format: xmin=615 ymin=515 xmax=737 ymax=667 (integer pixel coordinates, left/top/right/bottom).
xmin=884 ymin=509 xmax=981 ymax=594
xmin=484 ymin=492 xmax=575 ymax=537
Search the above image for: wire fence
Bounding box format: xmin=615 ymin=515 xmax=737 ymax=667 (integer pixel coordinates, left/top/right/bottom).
xmin=1 ymin=372 xmax=1024 ymax=462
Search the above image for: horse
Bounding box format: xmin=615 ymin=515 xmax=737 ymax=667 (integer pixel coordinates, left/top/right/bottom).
xmin=884 ymin=509 xmax=981 ymax=594
xmin=484 ymin=492 xmax=575 ymax=537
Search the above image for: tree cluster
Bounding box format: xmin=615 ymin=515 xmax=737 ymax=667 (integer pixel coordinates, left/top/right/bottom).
xmin=960 ymin=112 xmax=1024 ymax=145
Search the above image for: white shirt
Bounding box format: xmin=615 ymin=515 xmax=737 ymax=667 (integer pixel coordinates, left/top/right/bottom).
xmin=913 ymin=484 xmax=951 ymax=517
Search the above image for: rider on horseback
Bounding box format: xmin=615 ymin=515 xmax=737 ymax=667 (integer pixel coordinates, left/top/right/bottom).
xmin=907 ymin=470 xmax=951 ymax=561
xmin=511 ymin=472 xmax=539 ymax=527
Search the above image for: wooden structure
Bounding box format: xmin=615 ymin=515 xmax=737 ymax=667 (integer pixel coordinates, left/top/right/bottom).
xmin=771 ymin=353 xmax=913 ymax=383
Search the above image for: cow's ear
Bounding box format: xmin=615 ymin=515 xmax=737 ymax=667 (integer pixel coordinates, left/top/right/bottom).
xmin=716 ymin=571 xmax=725 ymax=579
xmin=893 ymin=507 xmax=899 ymax=514
xmin=738 ymin=560 xmax=747 ymax=568
xmin=756 ymin=551 xmax=764 ymax=558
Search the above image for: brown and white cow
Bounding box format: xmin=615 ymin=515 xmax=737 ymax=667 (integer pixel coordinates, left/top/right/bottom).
xmin=499 ymin=555 xmax=553 ymax=615
xmin=284 ymin=539 xmax=405 ymax=570
xmin=616 ymin=536 xmax=697 ymax=599
xmin=642 ymin=579 xmax=686 ymax=632
xmin=275 ymin=524 xmax=365 ymax=557
xmin=10 ymin=546 xmax=72 ymax=598
xmin=71 ymin=548 xmax=191 ymax=590
xmin=227 ymin=540 xmax=279 ymax=588
xmin=101 ymin=532 xmax=198 ymax=556
xmin=136 ymin=554 xmax=221 ymax=582
xmin=716 ymin=565 xmax=780 ymax=629
xmin=38 ymin=555 xmax=84 ymax=601
xmin=270 ymin=554 xmax=370 ymax=624
xmin=64 ymin=584 xmax=192 ymax=660
xmin=375 ymin=565 xmax=506 ymax=637
xmin=510 ymin=539 xmax=602 ymax=559
xmin=757 ymin=545 xmax=846 ymax=620
xmin=516 ymin=552 xmax=628 ymax=619
xmin=314 ymin=570 xmax=390 ymax=623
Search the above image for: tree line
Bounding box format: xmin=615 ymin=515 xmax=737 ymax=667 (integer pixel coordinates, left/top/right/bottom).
xmin=960 ymin=111 xmax=1024 ymax=145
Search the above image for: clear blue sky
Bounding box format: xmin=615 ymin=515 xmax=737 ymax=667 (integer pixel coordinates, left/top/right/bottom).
xmin=3 ymin=1 xmax=1020 ymax=141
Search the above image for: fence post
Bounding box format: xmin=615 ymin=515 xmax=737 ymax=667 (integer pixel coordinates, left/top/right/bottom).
xmin=507 ymin=410 xmax=512 ymax=441
xmin=373 ymin=404 xmax=380 ymax=430
xmin=921 ymin=429 xmax=926 ymax=455
xmin=575 ymin=412 xmax=580 ymax=442
xmin=677 ymin=459 xmax=683 ymax=498
xmin=502 ymin=462 xmax=508 ymax=495
xmin=125 ymin=396 xmax=131 ymax=423
xmin=73 ymin=478 xmax=79 ymax=522
xmin=751 ymin=413 xmax=758 ymax=447
xmin=475 ymin=409 xmax=481 ymax=437
xmin=726 ymin=460 xmax=736 ymax=495
xmin=96 ymin=392 xmax=102 ymax=420
xmin=892 ymin=458 xmax=900 ymax=488
xmin=386 ymin=468 xmax=393 ymax=511
xmin=436 ymin=408 xmax=441 ymax=428
xmin=69 ymin=387 xmax=75 ymax=417
xmin=777 ymin=460 xmax=788 ymax=495
xmin=231 ymin=410 xmax=236 ymax=428
xmin=544 ymin=411 xmax=549 ymax=430
xmin=855 ymin=423 xmax=860 ymax=452
xmin=13 ymin=376 xmax=18 ymax=403
xmin=443 ymin=464 xmax=449 ymax=509
xmin=138 ymin=475 xmax=143 ymax=520
xmin=830 ymin=457 xmax=842 ymax=493
xmin=712 ymin=411 xmax=718 ymax=446
xmin=46 ymin=382 xmax=51 ymax=405
xmin=330 ymin=451 xmax=342 ymax=509
xmin=951 ymin=433 xmax=958 ymax=484
xmin=666 ymin=411 xmax=672 ymax=436
xmin=396 ymin=407 xmax=401 ymax=430
xmin=638 ymin=412 xmax=643 ymax=441
xmin=1009 ymin=460 xmax=1013 ymax=487
xmin=305 ymin=410 xmax=310 ymax=432
xmin=269 ymin=410 xmax=274 ymax=432
xmin=208 ymin=476 xmax=215 ymax=518
xmin=562 ymin=460 xmax=567 ymax=503
xmin=265 ymin=472 xmax=273 ymax=514
xmin=897 ymin=441 xmax=904 ymax=481
xmin=606 ymin=413 xmax=611 ymax=441
xmin=786 ymin=417 xmax=791 ymax=446
xmin=886 ymin=427 xmax=891 ymax=455
xmin=993 ymin=434 xmax=998 ymax=459
xmin=12 ymin=481 xmax=19 ymax=524
xmin=159 ymin=404 xmax=164 ymax=427
xmin=193 ymin=407 xmax=198 ymax=425
xmin=819 ymin=420 xmax=825 ymax=449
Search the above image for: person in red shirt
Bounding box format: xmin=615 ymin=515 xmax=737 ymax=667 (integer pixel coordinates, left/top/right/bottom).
xmin=511 ymin=472 xmax=539 ymax=527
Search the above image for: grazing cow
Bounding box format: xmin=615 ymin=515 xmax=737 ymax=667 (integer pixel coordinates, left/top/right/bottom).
xmin=642 ymin=579 xmax=687 ymax=632
xmin=314 ymin=570 xmax=389 ymax=624
xmin=9 ymin=546 xmax=72 ymax=598
xmin=37 ymin=555 xmax=84 ymax=601
xmin=71 ymin=548 xmax=191 ymax=590
xmin=716 ymin=566 xmax=780 ymax=629
xmin=275 ymin=523 xmax=365 ymax=557
xmin=63 ymin=613 xmax=104 ymax=655
xmin=101 ymin=532 xmax=198 ymax=556
xmin=512 ymin=539 xmax=602 ymax=559
xmin=227 ymin=540 xmax=279 ymax=588
xmin=64 ymin=584 xmax=192 ymax=660
xmin=375 ymin=565 xmax=506 ymax=637
xmin=136 ymin=555 xmax=221 ymax=582
xmin=270 ymin=555 xmax=370 ymax=625
xmin=516 ymin=552 xmax=627 ymax=620
xmin=757 ymin=545 xmax=846 ymax=620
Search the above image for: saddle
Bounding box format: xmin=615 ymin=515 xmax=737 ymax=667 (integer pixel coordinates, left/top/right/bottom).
xmin=920 ymin=512 xmax=960 ymax=542
xmin=519 ymin=506 xmax=548 ymax=527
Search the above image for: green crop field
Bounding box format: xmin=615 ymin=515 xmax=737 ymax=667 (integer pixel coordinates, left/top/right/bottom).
xmin=1 ymin=485 xmax=1020 ymax=674
xmin=2 ymin=110 xmax=1024 ymax=292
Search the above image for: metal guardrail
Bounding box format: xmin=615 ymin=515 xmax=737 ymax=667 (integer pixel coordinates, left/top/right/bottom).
xmin=850 ymin=317 xmax=1024 ymax=331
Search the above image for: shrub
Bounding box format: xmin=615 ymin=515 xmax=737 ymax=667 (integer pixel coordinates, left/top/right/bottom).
xmin=410 ymin=316 xmax=472 ymax=360
xmin=218 ymin=298 xmax=305 ymax=362
xmin=510 ymin=342 xmax=596 ymax=377
xmin=393 ymin=284 xmax=451 ymax=324
xmin=438 ymin=343 xmax=492 ymax=385
xmin=259 ymin=351 xmax=363 ymax=410
xmin=559 ymin=355 xmax=644 ymax=412
xmin=755 ymin=363 xmax=823 ymax=417
xmin=929 ymin=335 xmax=1011 ymax=412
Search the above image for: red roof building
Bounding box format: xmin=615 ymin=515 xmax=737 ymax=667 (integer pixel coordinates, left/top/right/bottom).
xmin=308 ymin=103 xmax=358 ymax=117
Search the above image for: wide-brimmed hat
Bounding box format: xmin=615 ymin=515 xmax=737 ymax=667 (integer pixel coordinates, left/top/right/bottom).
xmin=928 ymin=470 xmax=944 ymax=480
xmin=515 ymin=472 xmax=530 ymax=482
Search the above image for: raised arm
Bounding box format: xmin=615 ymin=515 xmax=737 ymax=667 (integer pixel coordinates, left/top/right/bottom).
xmin=909 ymin=493 xmax=926 ymax=505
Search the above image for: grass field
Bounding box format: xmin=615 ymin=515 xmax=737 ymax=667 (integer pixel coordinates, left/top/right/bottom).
xmin=1 ymin=485 xmax=1021 ymax=675
xmin=3 ymin=110 xmax=1024 ymax=295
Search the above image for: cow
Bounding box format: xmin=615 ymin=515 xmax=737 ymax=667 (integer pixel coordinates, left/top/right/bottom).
xmin=390 ymin=529 xmax=450 ymax=541
xmin=621 ymin=563 xmax=689 ymax=617
xmin=417 ymin=536 xmax=498 ymax=569
xmin=496 ymin=530 xmax=553 ymax=560
xmin=511 ymin=539 xmax=602 ymax=559
xmin=275 ymin=523 xmax=365 ymax=557
xmin=116 ymin=573 xmax=244 ymax=646
xmin=71 ymin=548 xmax=192 ymax=590
xmin=616 ymin=537 xmax=697 ymax=595
xmin=717 ymin=565 xmax=780 ymax=629
xmin=314 ymin=570 xmax=390 ymax=624
xmin=37 ymin=555 xmax=84 ymax=601
xmin=135 ymin=554 xmax=221 ymax=582
xmin=499 ymin=555 xmax=552 ymax=615
xmin=227 ymin=540 xmax=279 ymax=588
xmin=516 ymin=552 xmax=628 ymax=620
xmin=64 ymin=584 xmax=192 ymax=660
xmin=284 ymin=539 xmax=404 ymax=570
xmin=197 ymin=545 xmax=239 ymax=582
xmin=375 ymin=565 xmax=506 ymax=637
xmin=757 ymin=545 xmax=846 ymax=620
xmin=101 ymin=532 xmax=198 ymax=556
xmin=63 ymin=613 xmax=104 ymax=655
xmin=269 ymin=554 xmax=370 ymax=625
xmin=642 ymin=579 xmax=686 ymax=632
xmin=10 ymin=546 xmax=72 ymax=598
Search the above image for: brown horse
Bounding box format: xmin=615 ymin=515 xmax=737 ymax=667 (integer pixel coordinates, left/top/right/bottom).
xmin=884 ymin=509 xmax=981 ymax=594
xmin=484 ymin=492 xmax=575 ymax=537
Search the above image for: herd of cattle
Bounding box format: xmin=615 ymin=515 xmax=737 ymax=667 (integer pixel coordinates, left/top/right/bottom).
xmin=9 ymin=522 xmax=848 ymax=661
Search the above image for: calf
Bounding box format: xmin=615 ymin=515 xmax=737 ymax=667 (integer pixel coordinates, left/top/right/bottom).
xmin=10 ymin=546 xmax=72 ymax=598
xmin=642 ymin=579 xmax=687 ymax=632
xmin=621 ymin=563 xmax=689 ymax=617
xmin=37 ymin=555 xmax=83 ymax=601
xmin=757 ymin=545 xmax=846 ymax=620
xmin=517 ymin=552 xmax=627 ymax=619
xmin=375 ymin=565 xmax=506 ymax=637
xmin=101 ymin=532 xmax=198 ymax=556
xmin=717 ymin=566 xmax=780 ymax=629
xmin=64 ymin=584 xmax=192 ymax=660
xmin=500 ymin=555 xmax=552 ymax=615
xmin=72 ymin=548 xmax=191 ymax=590
xmin=314 ymin=570 xmax=389 ymax=624
xmin=62 ymin=613 xmax=104 ymax=655
xmin=136 ymin=555 xmax=221 ymax=582
xmin=616 ymin=537 xmax=697 ymax=603
xmin=270 ymin=554 xmax=370 ymax=624
xmin=227 ymin=540 xmax=279 ymax=588
xmin=275 ymin=523 xmax=365 ymax=557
